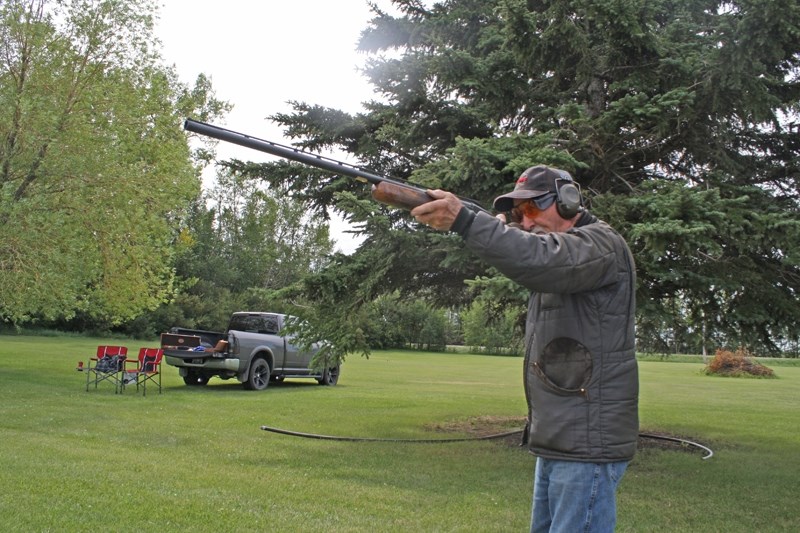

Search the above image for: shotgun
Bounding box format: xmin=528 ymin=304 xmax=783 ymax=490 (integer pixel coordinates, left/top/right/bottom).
xmin=183 ymin=119 xmax=489 ymax=214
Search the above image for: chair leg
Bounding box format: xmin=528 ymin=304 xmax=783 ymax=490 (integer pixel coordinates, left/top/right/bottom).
xmin=139 ymin=372 xmax=162 ymax=396
xmin=85 ymin=363 xmax=126 ymax=393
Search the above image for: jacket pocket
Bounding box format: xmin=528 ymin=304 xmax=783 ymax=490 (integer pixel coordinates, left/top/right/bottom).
xmin=531 ymin=337 xmax=592 ymax=397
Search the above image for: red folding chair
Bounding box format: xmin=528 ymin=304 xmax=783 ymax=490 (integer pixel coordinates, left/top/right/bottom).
xmin=121 ymin=348 xmax=163 ymax=396
xmin=85 ymin=346 xmax=128 ymax=393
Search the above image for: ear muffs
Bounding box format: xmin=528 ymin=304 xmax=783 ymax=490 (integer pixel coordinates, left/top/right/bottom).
xmin=555 ymin=174 xmax=583 ymax=219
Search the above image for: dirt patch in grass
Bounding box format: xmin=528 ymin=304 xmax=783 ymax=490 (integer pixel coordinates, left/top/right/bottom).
xmin=427 ymin=415 xmax=526 ymax=446
xmin=429 ymin=416 xmax=711 ymax=455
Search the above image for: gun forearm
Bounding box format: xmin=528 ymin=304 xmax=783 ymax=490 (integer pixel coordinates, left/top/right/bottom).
xmin=371 ymin=182 xmax=432 ymax=211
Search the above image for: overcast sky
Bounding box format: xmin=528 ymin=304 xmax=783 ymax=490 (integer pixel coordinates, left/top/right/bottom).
xmin=156 ymin=0 xmax=393 ymax=252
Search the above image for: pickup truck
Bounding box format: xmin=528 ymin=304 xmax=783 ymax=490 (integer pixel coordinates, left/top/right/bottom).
xmin=161 ymin=312 xmax=339 ymax=391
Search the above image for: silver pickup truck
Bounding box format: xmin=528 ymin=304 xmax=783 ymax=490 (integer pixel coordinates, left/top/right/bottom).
xmin=161 ymin=312 xmax=340 ymax=390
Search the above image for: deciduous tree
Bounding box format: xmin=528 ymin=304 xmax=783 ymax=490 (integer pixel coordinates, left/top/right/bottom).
xmin=0 ymin=0 xmax=228 ymax=324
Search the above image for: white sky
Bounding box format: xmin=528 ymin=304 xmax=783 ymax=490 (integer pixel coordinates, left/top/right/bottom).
xmin=155 ymin=0 xmax=392 ymax=253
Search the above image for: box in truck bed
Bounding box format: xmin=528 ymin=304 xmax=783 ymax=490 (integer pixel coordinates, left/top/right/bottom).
xmin=160 ymin=333 xmax=202 ymax=350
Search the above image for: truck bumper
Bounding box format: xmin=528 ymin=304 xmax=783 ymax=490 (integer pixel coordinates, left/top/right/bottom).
xmin=164 ymin=355 xmax=241 ymax=372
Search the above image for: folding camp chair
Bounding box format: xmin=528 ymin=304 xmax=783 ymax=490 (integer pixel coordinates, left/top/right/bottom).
xmin=121 ymin=348 xmax=163 ymax=396
xmin=85 ymin=346 xmax=128 ymax=393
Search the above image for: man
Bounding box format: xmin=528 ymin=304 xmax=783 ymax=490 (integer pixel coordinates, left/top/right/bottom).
xmin=411 ymin=165 xmax=638 ymax=533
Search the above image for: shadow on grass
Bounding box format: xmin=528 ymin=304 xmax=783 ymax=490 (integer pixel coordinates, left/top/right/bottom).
xmin=163 ymin=379 xmax=342 ymax=395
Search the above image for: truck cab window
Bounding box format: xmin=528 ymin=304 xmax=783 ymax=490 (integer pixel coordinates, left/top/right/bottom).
xmin=262 ymin=317 xmax=279 ymax=334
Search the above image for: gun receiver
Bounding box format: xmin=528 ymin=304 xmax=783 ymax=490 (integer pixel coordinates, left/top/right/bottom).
xmin=183 ymin=119 xmax=488 ymax=214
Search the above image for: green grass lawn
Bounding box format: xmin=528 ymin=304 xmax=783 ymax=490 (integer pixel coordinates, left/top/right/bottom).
xmin=1 ymin=336 xmax=798 ymax=532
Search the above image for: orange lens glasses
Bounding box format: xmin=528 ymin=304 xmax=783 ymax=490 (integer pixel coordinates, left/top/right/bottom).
xmin=511 ymin=194 xmax=556 ymax=221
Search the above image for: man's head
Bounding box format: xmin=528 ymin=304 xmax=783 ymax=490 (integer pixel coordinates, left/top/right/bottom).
xmin=493 ymin=165 xmax=582 ymax=223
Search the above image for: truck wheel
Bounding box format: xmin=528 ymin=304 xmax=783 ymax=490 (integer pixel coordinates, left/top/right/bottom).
xmin=317 ymin=365 xmax=340 ymax=386
xmin=245 ymin=358 xmax=270 ymax=391
xmin=183 ymin=371 xmax=209 ymax=386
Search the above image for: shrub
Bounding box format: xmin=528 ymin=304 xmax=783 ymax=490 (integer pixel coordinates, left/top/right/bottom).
xmin=461 ymin=299 xmax=523 ymax=355
xmin=704 ymin=347 xmax=775 ymax=378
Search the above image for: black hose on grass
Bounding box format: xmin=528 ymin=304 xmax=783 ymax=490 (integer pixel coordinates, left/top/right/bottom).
xmin=260 ymin=425 xmax=714 ymax=459
xmin=260 ymin=425 xmax=522 ymax=443
xmin=638 ymin=432 xmax=714 ymax=460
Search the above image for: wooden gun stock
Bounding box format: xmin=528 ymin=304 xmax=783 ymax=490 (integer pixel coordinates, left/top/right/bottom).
xmin=371 ymin=182 xmax=432 ymax=211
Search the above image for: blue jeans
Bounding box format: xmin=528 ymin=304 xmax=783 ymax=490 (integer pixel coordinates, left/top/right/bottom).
xmin=531 ymin=457 xmax=628 ymax=533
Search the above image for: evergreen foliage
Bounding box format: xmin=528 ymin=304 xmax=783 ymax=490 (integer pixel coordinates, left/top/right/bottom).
xmin=241 ymin=0 xmax=799 ymax=359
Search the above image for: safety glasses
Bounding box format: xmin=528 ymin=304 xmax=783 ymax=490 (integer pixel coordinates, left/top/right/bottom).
xmin=511 ymin=193 xmax=556 ymax=220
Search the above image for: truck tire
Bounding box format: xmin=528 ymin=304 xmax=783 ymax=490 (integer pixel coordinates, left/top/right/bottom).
xmin=183 ymin=371 xmax=210 ymax=386
xmin=244 ymin=357 xmax=270 ymax=391
xmin=317 ymin=364 xmax=340 ymax=386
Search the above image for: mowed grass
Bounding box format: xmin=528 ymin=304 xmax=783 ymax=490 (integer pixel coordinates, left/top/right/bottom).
xmin=0 ymin=336 xmax=798 ymax=532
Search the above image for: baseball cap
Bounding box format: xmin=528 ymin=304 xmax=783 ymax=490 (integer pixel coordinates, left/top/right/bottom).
xmin=493 ymin=165 xmax=574 ymax=212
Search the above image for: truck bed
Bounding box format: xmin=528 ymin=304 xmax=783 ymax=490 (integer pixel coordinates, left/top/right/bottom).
xmin=167 ymin=327 xmax=227 ymax=348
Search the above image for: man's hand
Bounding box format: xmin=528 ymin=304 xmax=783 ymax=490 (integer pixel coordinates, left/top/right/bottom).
xmin=411 ymin=189 xmax=464 ymax=231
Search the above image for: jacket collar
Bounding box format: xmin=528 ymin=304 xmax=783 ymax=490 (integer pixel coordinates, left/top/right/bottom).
xmin=574 ymin=210 xmax=598 ymax=228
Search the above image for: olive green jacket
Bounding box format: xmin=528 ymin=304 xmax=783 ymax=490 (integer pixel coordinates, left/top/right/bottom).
xmin=453 ymin=209 xmax=638 ymax=461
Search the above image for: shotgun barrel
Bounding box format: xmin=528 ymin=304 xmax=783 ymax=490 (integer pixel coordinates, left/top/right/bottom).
xmin=183 ymin=119 xmax=488 ymax=214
